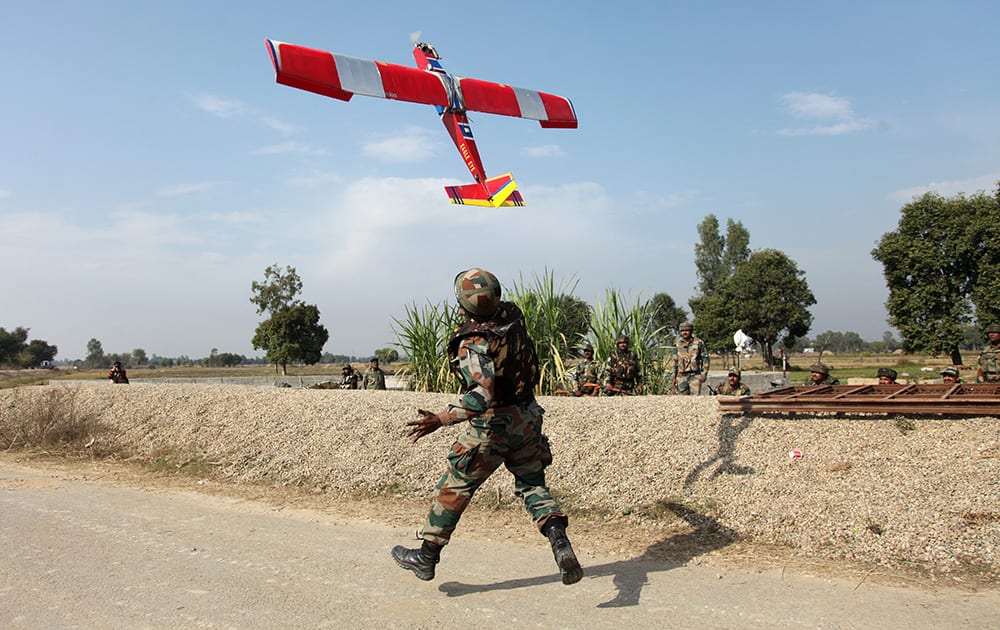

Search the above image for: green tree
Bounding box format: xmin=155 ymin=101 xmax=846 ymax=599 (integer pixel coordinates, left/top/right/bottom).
xmin=0 ymin=327 xmax=30 ymax=366
xmin=250 ymin=264 xmax=328 ymax=374
xmin=647 ymin=293 xmax=687 ymax=343
xmin=694 ymin=214 xmax=726 ymax=295
xmin=872 ymin=186 xmax=1000 ymax=364
xmin=131 ymin=348 xmax=147 ymax=366
xmin=252 ymin=304 xmax=329 ymax=374
xmin=722 ymin=218 xmax=751 ymax=276
xmin=374 ymin=347 xmax=400 ymax=364
xmin=714 ymin=249 xmax=815 ymax=366
xmin=813 ymin=330 xmax=866 ymax=353
xmin=85 ymin=338 xmax=106 ymax=369
xmin=21 ymin=339 xmax=58 ymax=367
xmin=690 ymin=214 xmax=754 ymax=355
xmin=250 ymin=263 xmax=304 ymax=315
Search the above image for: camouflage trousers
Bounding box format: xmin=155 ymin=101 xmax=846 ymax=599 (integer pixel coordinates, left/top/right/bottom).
xmin=420 ymin=399 xmax=564 ymax=546
xmin=675 ymin=373 xmax=703 ymax=395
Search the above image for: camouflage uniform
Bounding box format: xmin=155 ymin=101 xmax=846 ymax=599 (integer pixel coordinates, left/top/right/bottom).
xmin=572 ymin=357 xmax=602 ymax=395
xmin=363 ymin=362 xmax=386 ymax=389
xmin=605 ymin=349 xmax=642 ymax=394
xmin=977 ymin=325 xmax=1000 ymax=383
xmin=716 ymin=380 xmax=751 ymax=396
xmin=807 ymin=363 xmax=840 ymax=386
xmin=940 ymin=366 xmax=963 ymax=384
xmin=673 ymin=336 xmax=709 ymax=395
xmin=340 ymin=366 xmax=360 ymax=389
xmin=420 ymin=301 xmax=565 ymax=546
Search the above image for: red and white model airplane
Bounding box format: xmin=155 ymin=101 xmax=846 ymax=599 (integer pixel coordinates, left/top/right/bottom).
xmin=265 ymin=39 xmax=577 ymax=207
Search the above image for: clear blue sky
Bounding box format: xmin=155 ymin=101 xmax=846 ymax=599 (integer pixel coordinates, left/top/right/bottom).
xmin=3 ymin=1 xmax=999 ymax=360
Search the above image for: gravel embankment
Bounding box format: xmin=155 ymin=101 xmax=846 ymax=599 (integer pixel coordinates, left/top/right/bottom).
xmin=3 ymin=383 xmax=998 ymax=579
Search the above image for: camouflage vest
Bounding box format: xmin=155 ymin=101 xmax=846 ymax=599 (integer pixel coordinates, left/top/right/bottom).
xmin=608 ymin=350 xmax=641 ymax=390
xmin=979 ymin=344 xmax=1000 ymax=379
xmin=448 ymin=302 xmax=539 ymax=406
xmin=717 ymin=382 xmax=751 ymax=396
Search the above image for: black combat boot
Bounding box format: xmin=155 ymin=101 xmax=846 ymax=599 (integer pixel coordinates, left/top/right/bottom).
xmin=542 ymin=518 xmax=584 ymax=585
xmin=391 ymin=540 xmax=442 ymax=581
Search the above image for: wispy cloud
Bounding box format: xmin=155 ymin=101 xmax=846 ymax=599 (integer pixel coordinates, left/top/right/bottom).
xmin=252 ymin=141 xmax=327 ymax=156
xmin=887 ymin=173 xmax=1000 ymax=202
xmin=778 ymin=91 xmax=875 ymax=136
xmin=361 ymin=127 xmax=442 ymax=162
xmin=190 ymin=93 xmax=245 ymax=118
xmin=154 ymin=181 xmax=224 ymax=197
xmin=523 ymin=144 xmax=567 ymax=158
xmin=189 ymin=92 xmax=296 ymax=135
xmin=0 ymin=189 xmax=11 ymax=199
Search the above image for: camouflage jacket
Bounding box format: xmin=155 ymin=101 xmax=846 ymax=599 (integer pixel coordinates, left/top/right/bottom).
xmin=606 ymin=349 xmax=642 ymax=392
xmin=978 ymin=344 xmax=1000 ymax=381
xmin=440 ymin=302 xmax=539 ymax=424
xmin=340 ymin=372 xmax=359 ymax=389
xmin=572 ymin=359 xmax=603 ymax=392
xmin=362 ymin=367 xmax=386 ymax=390
xmin=673 ymin=336 xmax=709 ymax=377
xmin=808 ymin=375 xmax=840 ymax=386
xmin=715 ymin=381 xmax=751 ymax=396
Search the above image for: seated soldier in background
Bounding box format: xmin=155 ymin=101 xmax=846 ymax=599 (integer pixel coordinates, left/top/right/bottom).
xmin=877 ymin=367 xmax=898 ymax=384
xmin=715 ymin=368 xmax=751 ymax=396
xmin=340 ymin=364 xmax=360 ymax=389
xmin=806 ymin=363 xmax=839 ymax=386
xmin=940 ymin=366 xmax=962 ymax=384
xmin=572 ymin=345 xmax=602 ymax=396
xmin=108 ymin=361 xmax=129 ymax=384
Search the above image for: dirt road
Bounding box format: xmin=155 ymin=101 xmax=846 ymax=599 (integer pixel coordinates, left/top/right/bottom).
xmin=2 ymin=459 xmax=997 ymax=629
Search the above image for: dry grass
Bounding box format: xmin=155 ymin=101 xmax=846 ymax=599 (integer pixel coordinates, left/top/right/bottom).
xmin=0 ymin=386 xmax=109 ymax=454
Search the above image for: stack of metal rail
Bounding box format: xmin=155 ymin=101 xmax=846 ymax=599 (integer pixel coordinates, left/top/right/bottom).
xmin=716 ymin=383 xmax=1000 ymax=415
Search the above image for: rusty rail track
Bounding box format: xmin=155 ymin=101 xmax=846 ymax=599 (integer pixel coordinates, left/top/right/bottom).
xmin=716 ymin=383 xmax=1000 ymax=416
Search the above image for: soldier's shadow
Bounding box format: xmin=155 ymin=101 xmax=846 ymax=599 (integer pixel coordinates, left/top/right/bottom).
xmin=438 ymin=503 xmax=737 ymax=607
xmin=683 ymin=414 xmax=755 ymax=488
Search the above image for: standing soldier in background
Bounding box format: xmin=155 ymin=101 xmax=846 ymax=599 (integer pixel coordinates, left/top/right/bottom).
xmin=392 ymin=268 xmax=582 ymax=586
xmin=673 ymin=322 xmax=709 ymax=395
xmin=977 ymin=324 xmax=1000 ymax=383
xmin=714 ymin=368 xmax=750 ymax=395
xmin=605 ymin=334 xmax=643 ymax=395
xmin=363 ymin=357 xmax=387 ymax=390
xmin=572 ymin=344 xmax=602 ymax=396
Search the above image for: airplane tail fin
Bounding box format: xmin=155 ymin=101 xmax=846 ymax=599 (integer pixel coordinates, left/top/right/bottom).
xmin=445 ymin=173 xmax=525 ymax=207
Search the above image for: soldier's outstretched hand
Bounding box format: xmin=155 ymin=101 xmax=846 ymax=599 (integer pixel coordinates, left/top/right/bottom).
xmin=405 ymin=408 xmax=443 ymax=443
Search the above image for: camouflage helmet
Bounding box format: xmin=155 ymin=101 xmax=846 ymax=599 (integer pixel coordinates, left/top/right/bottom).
xmin=615 ymin=334 xmax=630 ymax=344
xmin=454 ymin=268 xmax=501 ymax=318
xmin=987 ymin=323 xmax=1000 ymax=334
xmin=876 ymin=367 xmax=897 ymax=380
xmin=582 ymin=344 xmax=594 ymax=354
xmin=940 ymin=366 xmax=960 ymax=377
xmin=727 ymin=368 xmax=741 ymax=377
xmin=679 ymin=321 xmax=694 ymax=332
xmin=809 ymin=362 xmax=829 ymax=375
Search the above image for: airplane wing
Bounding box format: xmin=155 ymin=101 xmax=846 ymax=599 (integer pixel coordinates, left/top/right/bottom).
xmin=266 ymin=40 xmax=577 ymax=128
xmin=459 ymin=77 xmax=578 ymax=129
xmin=266 ymin=39 xmax=450 ymax=107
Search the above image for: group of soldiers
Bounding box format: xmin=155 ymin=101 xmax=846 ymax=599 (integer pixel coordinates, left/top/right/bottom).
xmin=567 ymin=321 xmax=1000 ymax=396
xmin=339 ymin=357 xmax=387 ymax=390
xmin=803 ymin=322 xmax=1000 ymax=386
xmin=568 ymin=321 xmax=746 ymax=396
